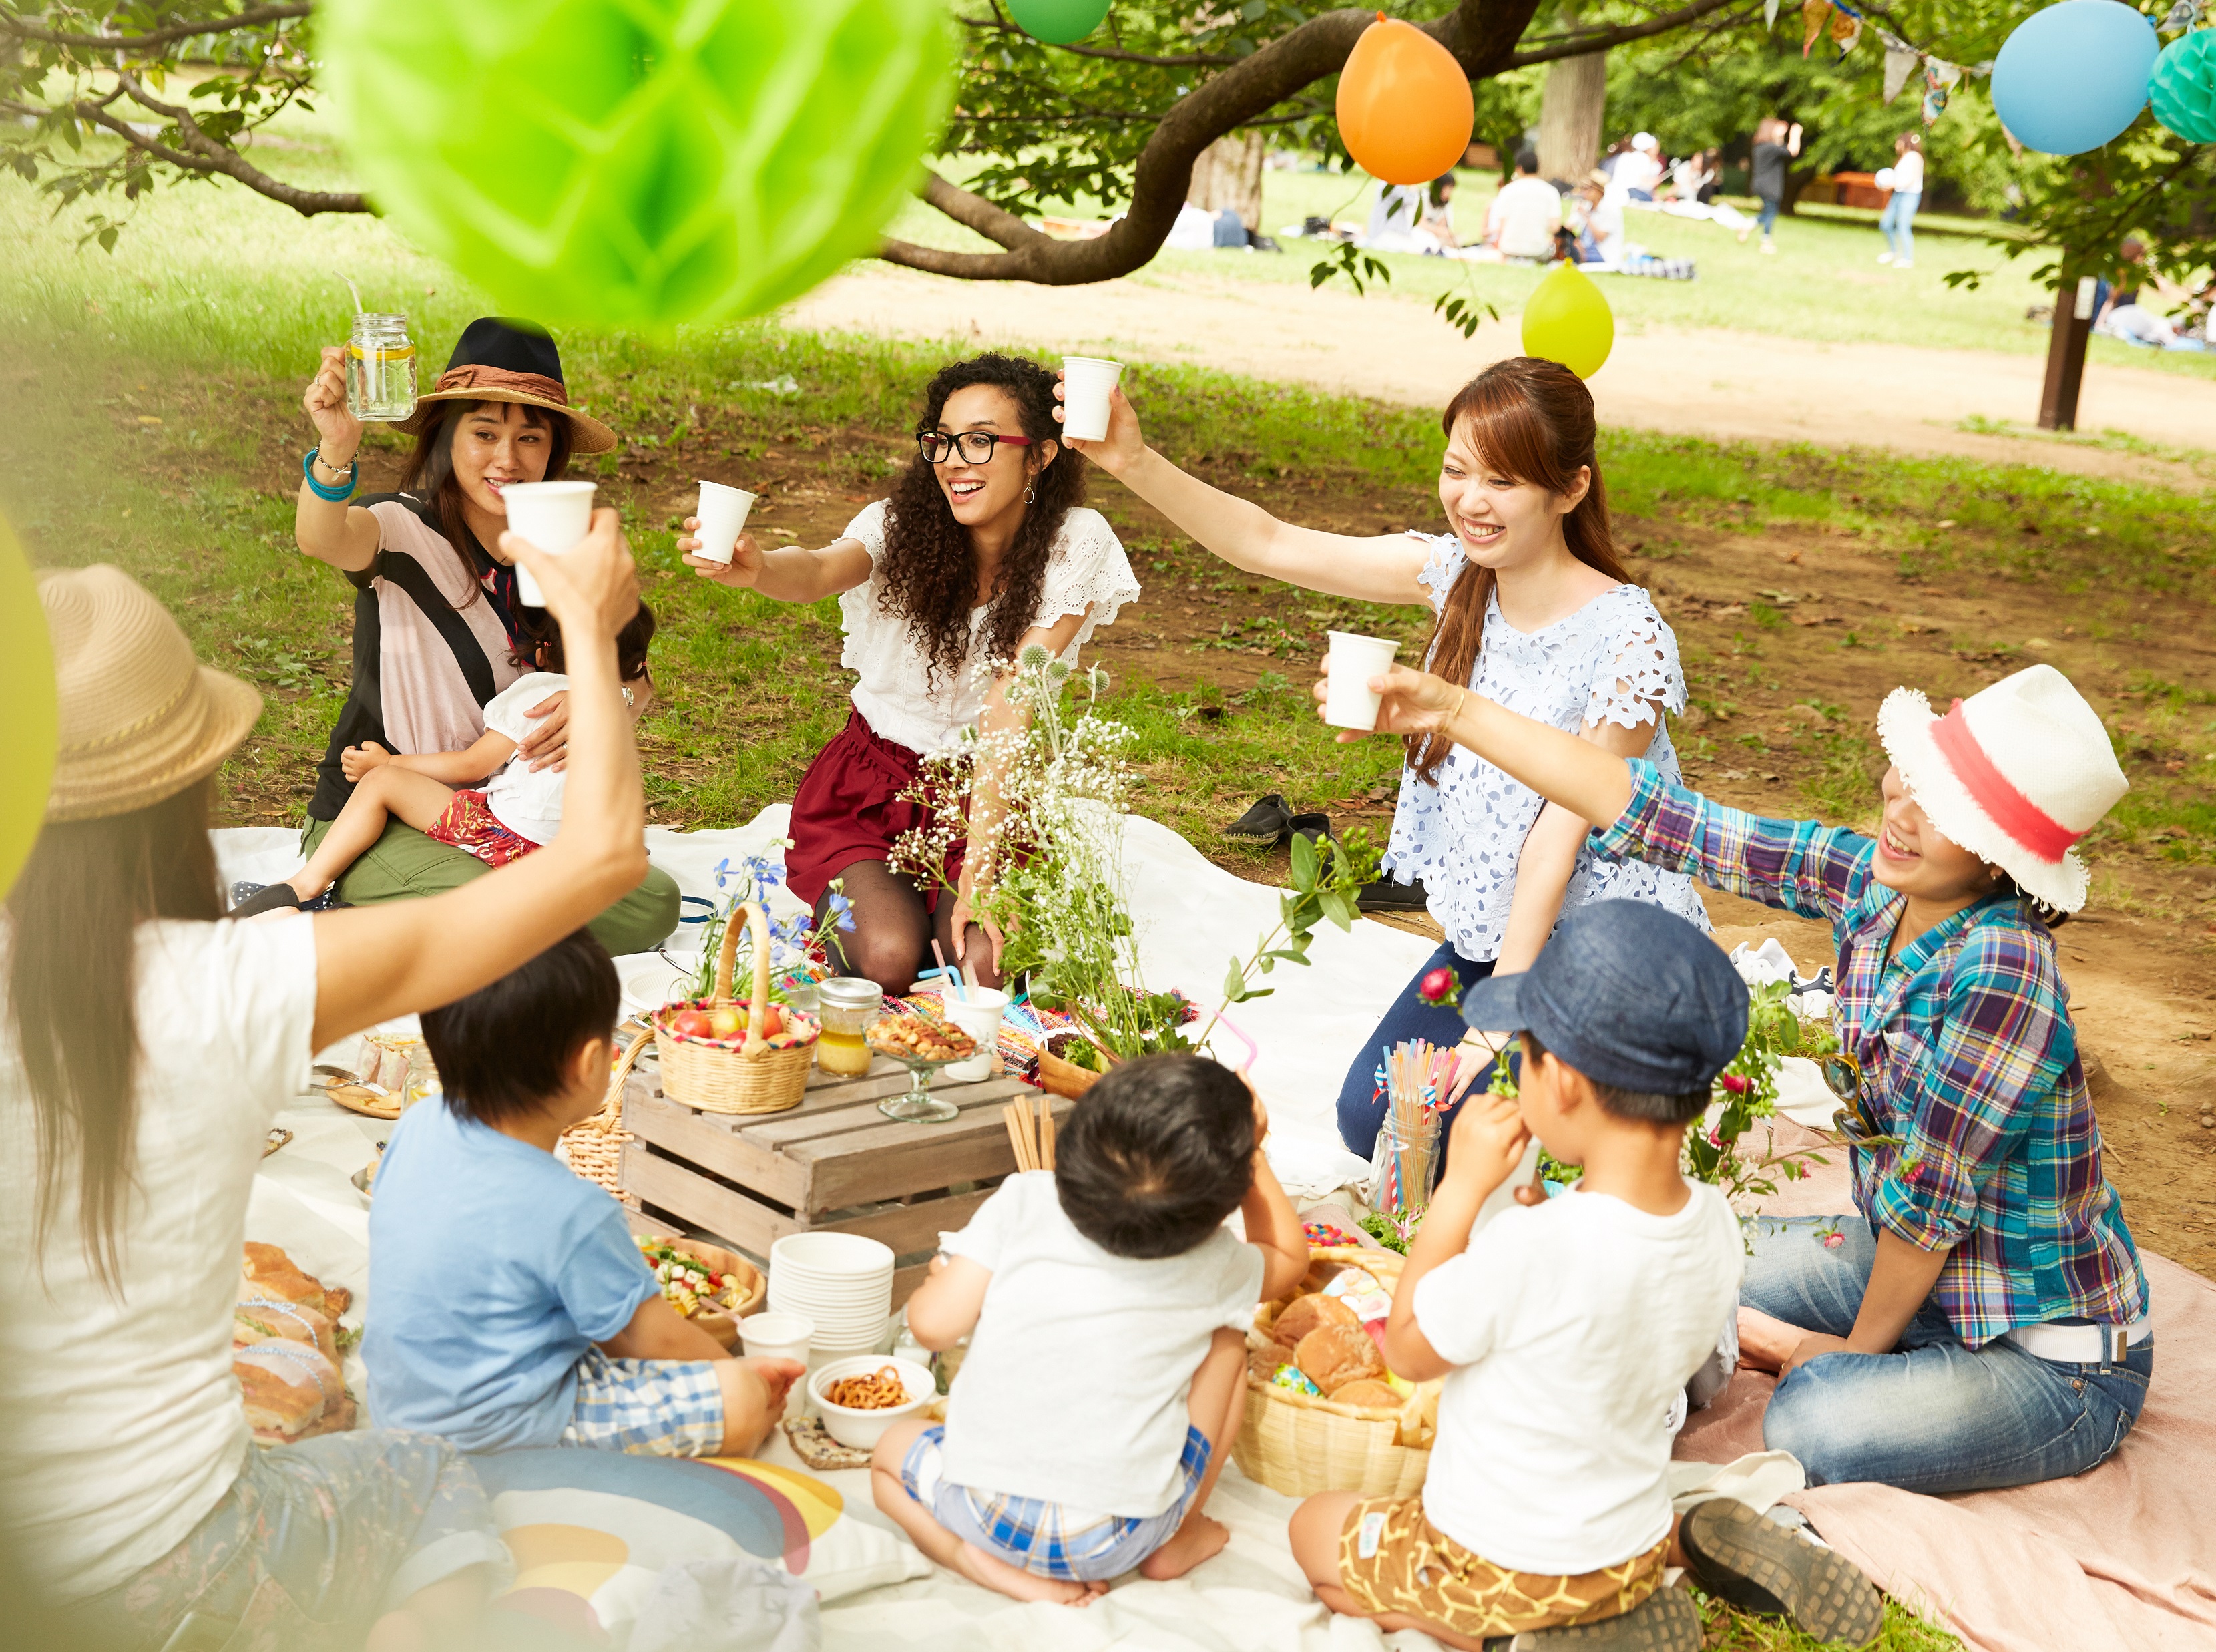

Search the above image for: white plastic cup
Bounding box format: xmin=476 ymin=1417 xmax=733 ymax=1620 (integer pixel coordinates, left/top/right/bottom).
xmin=940 ymin=986 xmax=1009 ymax=1083
xmin=738 ymin=1310 xmax=813 ymax=1366
xmin=694 ymin=480 xmax=756 ymax=566
xmin=499 ymin=480 xmax=596 ymax=608
xmin=1324 ymin=632 xmax=1404 ymax=731
xmin=1060 ymin=356 xmax=1123 ymax=442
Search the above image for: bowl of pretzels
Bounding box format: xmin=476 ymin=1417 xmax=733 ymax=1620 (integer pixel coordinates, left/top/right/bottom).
xmin=809 ymin=1354 xmax=936 ymax=1449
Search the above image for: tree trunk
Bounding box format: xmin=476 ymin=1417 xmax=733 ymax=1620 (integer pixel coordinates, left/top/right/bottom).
xmin=1535 ymin=6 xmax=1606 ymax=186
xmin=1187 ymin=131 xmax=1266 ymax=231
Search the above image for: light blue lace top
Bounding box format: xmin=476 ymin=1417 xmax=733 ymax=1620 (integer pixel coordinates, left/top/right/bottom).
xmin=1381 ymin=533 xmax=1711 ymax=962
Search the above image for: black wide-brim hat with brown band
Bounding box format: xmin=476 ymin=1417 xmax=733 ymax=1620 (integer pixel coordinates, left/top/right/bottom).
xmin=395 ymin=315 xmax=618 ymax=455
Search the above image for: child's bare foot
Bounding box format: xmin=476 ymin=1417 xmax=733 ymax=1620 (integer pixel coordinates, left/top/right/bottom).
xmin=954 ymin=1540 xmax=1101 ymax=1606
xmin=1138 ymin=1512 xmax=1229 ymax=1580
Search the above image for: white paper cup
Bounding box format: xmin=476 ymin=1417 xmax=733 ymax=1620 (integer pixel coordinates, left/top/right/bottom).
xmin=940 ymin=987 xmax=1008 ymax=1083
xmin=1324 ymin=631 xmax=1403 ymax=731
xmin=694 ymin=480 xmax=756 ymax=566
xmin=1060 ymin=356 xmax=1123 ymax=442
xmin=499 ymin=481 xmax=596 ymax=608
xmin=737 ymin=1310 xmax=813 ymax=1366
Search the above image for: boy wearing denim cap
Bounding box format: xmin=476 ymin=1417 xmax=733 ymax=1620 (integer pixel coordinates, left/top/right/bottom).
xmin=1290 ymin=900 xmax=1883 ymax=1651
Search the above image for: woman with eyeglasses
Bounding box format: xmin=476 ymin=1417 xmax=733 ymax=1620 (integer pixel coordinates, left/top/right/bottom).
xmin=680 ymin=353 xmax=1137 ymax=994
xmin=1326 ymin=656 xmax=2151 ymax=1496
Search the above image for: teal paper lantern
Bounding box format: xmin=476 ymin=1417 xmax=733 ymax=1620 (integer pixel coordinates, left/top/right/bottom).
xmin=321 ymin=0 xmax=954 ymax=330
xmin=2151 ymin=30 xmax=2216 ymax=144
xmin=1008 ymin=0 xmax=1113 ymax=45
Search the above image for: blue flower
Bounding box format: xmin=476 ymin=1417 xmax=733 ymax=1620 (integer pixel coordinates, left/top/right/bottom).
xmin=712 ymin=857 xmax=733 ymax=891
xmin=827 ymin=890 xmax=856 ymax=933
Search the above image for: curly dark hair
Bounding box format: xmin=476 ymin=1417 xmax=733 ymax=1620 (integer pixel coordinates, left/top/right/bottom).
xmin=878 ymin=353 xmax=1086 ymax=686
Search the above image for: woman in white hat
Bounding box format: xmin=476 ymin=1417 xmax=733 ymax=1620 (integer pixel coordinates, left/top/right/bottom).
xmin=292 ymin=315 xmax=680 ymax=953
xmin=1329 ymin=659 xmax=2151 ymax=1494
xmin=2 ymin=517 xmax=648 ymax=1642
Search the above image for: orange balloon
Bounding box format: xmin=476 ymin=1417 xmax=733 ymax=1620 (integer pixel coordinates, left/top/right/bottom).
xmin=1336 ymin=15 xmax=1474 ymax=185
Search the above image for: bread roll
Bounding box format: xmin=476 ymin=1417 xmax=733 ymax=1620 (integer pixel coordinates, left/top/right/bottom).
xmin=1325 ymin=1378 xmax=1401 ymax=1410
xmin=1271 ymin=1292 xmax=1359 ymax=1348
xmin=1295 ymin=1323 xmax=1385 ymax=1392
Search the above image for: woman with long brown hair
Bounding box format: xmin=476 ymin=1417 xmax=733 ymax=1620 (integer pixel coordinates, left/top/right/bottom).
xmin=291 ymin=315 xmax=680 ymax=952
xmin=3 ymin=518 xmax=648 ymax=1644
xmin=678 ymin=351 xmax=1139 ymax=993
xmin=1062 ymin=357 xmax=1705 ymax=1157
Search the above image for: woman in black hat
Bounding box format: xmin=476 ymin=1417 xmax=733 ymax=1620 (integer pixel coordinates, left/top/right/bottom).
xmin=289 ymin=316 xmax=680 ymax=953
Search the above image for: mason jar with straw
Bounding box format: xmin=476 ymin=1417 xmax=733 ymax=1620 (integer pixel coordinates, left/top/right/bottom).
xmin=1369 ymin=1039 xmax=1456 ymax=1217
xmin=341 ymin=281 xmax=417 ymax=423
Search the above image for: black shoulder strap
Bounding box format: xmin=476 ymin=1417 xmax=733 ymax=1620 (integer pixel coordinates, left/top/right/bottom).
xmin=356 ymin=492 xmax=523 ymax=698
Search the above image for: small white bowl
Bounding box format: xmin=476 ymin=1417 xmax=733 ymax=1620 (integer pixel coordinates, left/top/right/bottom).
xmin=809 ymin=1354 xmax=935 ymax=1450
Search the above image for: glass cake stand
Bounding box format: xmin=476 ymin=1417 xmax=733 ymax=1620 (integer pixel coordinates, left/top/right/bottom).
xmin=871 ymin=1043 xmax=969 ymax=1124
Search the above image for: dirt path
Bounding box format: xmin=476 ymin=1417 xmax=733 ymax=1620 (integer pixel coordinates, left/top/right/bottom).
xmin=787 ymin=264 xmax=2216 ymax=490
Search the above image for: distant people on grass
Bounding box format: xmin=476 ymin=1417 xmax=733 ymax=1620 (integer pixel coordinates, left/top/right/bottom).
xmin=1483 ymin=150 xmax=1563 ymax=263
xmin=1741 ymin=118 xmax=1803 ymax=254
xmin=1877 ymin=133 xmax=1924 ymax=269
xmin=1421 ymin=174 xmax=1461 ymax=250
xmin=2094 ymin=237 xmax=2213 ymax=352
xmin=1569 ymin=172 xmax=1625 ymax=267
xmin=676 ymin=352 xmax=1139 ymax=995
xmin=1364 ymin=181 xmax=1433 ymax=253
xmin=290 ymin=315 xmax=680 ymax=954
xmin=1615 ymin=132 xmax=1665 ymax=202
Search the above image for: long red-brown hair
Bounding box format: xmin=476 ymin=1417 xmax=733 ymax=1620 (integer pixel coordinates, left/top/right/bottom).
xmin=1409 ymin=357 xmax=1628 ymax=784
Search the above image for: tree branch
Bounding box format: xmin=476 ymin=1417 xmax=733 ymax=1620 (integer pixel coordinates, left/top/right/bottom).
xmin=0 ymin=3 xmax=309 ymax=52
xmin=89 ymin=72 xmax=367 ymax=214
xmin=954 ymin=12 xmax=1230 ymax=67
xmin=919 ymin=169 xmax=1051 ymax=252
xmin=1509 ymin=0 xmax=1748 ymax=67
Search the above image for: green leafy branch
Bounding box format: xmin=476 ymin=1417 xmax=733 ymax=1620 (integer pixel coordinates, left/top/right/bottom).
xmin=1200 ymin=824 xmax=1383 ymax=1039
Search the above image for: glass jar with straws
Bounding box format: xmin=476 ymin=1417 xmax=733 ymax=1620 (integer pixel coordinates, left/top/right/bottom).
xmin=346 ymin=311 xmax=418 ymax=422
xmin=1368 ymin=1038 xmax=1460 ymax=1219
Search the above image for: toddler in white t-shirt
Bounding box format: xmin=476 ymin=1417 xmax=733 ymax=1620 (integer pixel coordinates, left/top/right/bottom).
xmin=251 ymin=604 xmax=654 ymax=913
xmin=872 ymin=1054 xmax=1309 ymax=1605
xmin=1291 ymin=901 xmax=1885 ymax=1652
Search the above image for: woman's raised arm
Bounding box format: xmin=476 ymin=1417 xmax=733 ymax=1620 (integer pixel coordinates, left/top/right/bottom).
xmin=1058 ymin=384 xmax=1431 ymax=607
xmin=308 ymin=508 xmax=649 ymax=1048
xmin=678 ymin=526 xmax=873 ymax=603
xmin=294 ymin=345 xmax=382 ymax=572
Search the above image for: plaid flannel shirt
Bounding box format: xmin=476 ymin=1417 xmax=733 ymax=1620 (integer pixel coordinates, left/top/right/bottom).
xmin=1592 ymin=762 xmax=2147 ymax=1348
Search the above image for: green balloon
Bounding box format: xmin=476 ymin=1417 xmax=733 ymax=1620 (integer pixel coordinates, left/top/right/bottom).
xmin=320 ymin=0 xmax=954 ymax=330
xmin=1008 ymin=0 xmax=1112 ymax=45
xmin=0 ymin=515 xmax=57 ymax=903
xmin=1520 ymin=263 xmax=1615 ymax=380
xmin=2151 ymin=30 xmax=2216 ymax=146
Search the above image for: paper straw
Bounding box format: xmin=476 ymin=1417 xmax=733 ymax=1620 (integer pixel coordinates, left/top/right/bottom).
xmin=1212 ymin=1010 xmax=1259 ymax=1076
xmin=932 ymin=941 xmax=967 ymax=1002
xmin=342 ymin=277 xmax=365 ymax=314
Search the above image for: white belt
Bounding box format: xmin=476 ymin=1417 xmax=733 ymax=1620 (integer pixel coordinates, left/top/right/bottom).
xmin=2000 ymin=1317 xmax=2151 ymax=1364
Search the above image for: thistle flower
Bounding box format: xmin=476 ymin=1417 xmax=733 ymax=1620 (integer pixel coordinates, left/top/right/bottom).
xmin=1017 ymin=642 xmax=1052 ymax=669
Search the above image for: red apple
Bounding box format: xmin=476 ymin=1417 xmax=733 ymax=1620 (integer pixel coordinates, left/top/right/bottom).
xmin=756 ymin=1003 xmax=783 ymax=1040
xmin=670 ymin=1008 xmax=713 ymax=1039
xmin=710 ymin=1006 xmax=744 ymax=1040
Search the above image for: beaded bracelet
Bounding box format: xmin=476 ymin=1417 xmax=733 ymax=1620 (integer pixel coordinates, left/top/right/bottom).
xmin=302 ymin=446 xmax=358 ymax=503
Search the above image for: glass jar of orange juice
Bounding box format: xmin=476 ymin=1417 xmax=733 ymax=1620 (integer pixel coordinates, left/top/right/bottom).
xmin=814 ymin=977 xmax=883 ymax=1076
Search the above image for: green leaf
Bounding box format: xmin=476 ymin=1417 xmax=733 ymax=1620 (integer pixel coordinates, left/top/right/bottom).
xmin=1223 ymin=958 xmax=1247 ymax=1002
xmin=1288 ymin=830 xmax=1318 ymax=890
xmin=1318 ymin=889 xmax=1355 ymax=931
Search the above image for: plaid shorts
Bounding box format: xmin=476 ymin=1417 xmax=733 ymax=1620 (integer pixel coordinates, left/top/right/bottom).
xmin=900 ymin=1424 xmax=1212 ymax=1582
xmin=560 ymin=1347 xmax=725 ymax=1456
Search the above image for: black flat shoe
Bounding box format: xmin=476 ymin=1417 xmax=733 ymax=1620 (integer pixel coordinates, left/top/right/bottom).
xmin=228 ymin=883 xmax=303 ymax=919
xmin=1223 ymin=793 xmax=1293 ymax=845
xmin=1486 ymin=1583 xmax=1701 ymax=1651
xmin=1679 ymin=1497 xmax=1883 ymax=1649
xmin=1288 ymin=812 xmax=1338 ymax=849
xmin=1357 ymin=875 xmax=1429 ymax=913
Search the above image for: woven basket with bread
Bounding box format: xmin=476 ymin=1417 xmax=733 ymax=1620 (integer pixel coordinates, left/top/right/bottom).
xmin=1231 ymin=1247 xmax=1439 ymax=1500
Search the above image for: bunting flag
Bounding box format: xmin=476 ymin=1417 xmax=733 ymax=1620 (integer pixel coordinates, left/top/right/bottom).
xmin=1831 ymin=8 xmax=1863 ymax=55
xmin=1765 ymin=0 xmax=1781 ymax=24
xmin=1883 ymin=42 xmax=1920 ymax=100
xmin=1922 ymin=57 xmax=1962 ymax=125
xmin=2157 ymin=0 xmax=2202 ymax=31
xmin=1803 ymin=0 xmax=1833 ymax=56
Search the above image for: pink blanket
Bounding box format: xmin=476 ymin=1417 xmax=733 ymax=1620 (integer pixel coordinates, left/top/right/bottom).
xmin=1675 ymin=1123 xmax=2216 ymax=1651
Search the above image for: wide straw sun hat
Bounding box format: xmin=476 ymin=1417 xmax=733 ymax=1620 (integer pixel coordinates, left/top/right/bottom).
xmin=39 ymin=566 xmax=262 ymax=823
xmin=395 ymin=315 xmax=617 ymax=455
xmin=1876 ymin=663 xmax=2126 ymax=913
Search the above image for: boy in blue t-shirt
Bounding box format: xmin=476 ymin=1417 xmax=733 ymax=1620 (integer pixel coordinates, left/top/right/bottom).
xmin=365 ymin=930 xmax=802 ymax=1456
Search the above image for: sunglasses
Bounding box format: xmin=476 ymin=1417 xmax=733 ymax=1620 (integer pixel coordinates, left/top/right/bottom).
xmin=916 ymin=429 xmax=1035 ymax=465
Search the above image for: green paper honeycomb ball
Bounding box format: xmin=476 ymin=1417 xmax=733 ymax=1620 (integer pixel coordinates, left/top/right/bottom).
xmin=321 ymin=0 xmax=953 ymax=329
xmin=2151 ymin=31 xmax=2216 ymax=145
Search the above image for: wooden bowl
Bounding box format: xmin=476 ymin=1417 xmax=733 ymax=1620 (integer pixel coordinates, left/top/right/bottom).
xmin=658 ymin=1237 xmax=766 ymax=1350
xmin=1037 ymin=1035 xmax=1114 ymax=1099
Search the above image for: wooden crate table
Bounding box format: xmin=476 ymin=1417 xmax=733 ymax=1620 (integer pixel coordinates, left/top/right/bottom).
xmin=619 ymin=1054 xmax=1070 ymax=1305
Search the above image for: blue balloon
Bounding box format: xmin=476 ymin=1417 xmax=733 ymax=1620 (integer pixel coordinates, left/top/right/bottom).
xmin=1992 ymin=0 xmax=2157 ymax=156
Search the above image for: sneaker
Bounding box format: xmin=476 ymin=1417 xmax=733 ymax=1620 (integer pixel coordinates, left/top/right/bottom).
xmin=1223 ymin=793 xmax=1293 ymax=846
xmin=1875 ymin=252 xmax=1893 ymax=264
xmin=1760 ymin=240 xmax=1777 ymax=255
xmin=1679 ymin=1497 xmax=1883 ymax=1648
xmin=1484 ymin=1584 xmax=1701 ymax=1651
xmin=1895 ymin=260 xmax=1913 ymax=269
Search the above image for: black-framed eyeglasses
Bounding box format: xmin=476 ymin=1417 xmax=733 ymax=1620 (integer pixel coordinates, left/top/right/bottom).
xmin=916 ymin=429 xmax=1035 ymax=465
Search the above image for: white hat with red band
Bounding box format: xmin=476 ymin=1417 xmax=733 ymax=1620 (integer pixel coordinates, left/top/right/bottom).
xmin=1875 ymin=663 xmax=2125 ymax=913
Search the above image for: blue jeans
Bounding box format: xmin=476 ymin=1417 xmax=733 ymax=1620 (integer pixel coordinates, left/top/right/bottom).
xmin=1745 ymin=1216 xmax=2153 ymax=1494
xmin=1756 ymin=196 xmax=1780 ymax=236
xmin=68 ymin=1430 xmax=509 ymax=1648
xmin=1879 ymin=190 xmax=1920 ymax=262
xmin=1335 ymin=942 xmax=1494 ymax=1159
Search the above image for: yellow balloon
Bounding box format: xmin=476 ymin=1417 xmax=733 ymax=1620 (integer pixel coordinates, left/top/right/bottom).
xmin=1520 ymin=263 xmax=1615 ymax=380
xmin=0 ymin=514 xmax=57 ymax=902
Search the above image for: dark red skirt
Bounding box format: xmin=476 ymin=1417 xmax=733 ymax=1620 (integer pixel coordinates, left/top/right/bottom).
xmin=786 ymin=708 xmax=965 ymax=909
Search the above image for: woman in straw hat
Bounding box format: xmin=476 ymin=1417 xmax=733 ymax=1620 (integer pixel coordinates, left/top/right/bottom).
xmin=292 ymin=315 xmax=678 ymax=953
xmin=1329 ymin=658 xmax=2151 ymax=1494
xmin=2 ymin=517 xmax=646 ymax=1643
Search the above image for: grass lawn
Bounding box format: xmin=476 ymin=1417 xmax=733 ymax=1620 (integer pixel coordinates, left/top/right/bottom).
xmin=10 ymin=146 xmax=2216 ymax=1652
